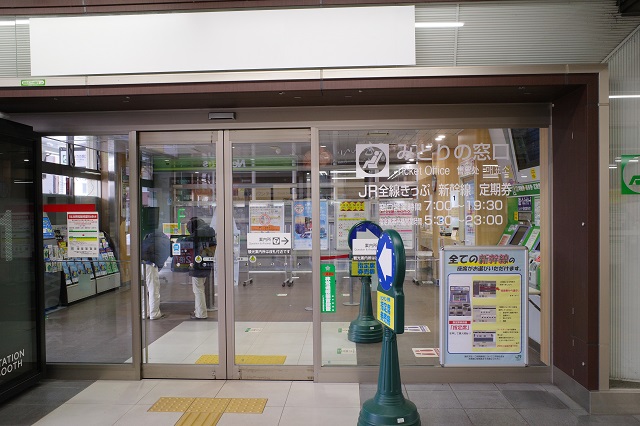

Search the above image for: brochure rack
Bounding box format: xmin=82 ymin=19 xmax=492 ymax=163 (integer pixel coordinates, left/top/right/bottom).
xmin=44 ymin=230 xmax=121 ymax=307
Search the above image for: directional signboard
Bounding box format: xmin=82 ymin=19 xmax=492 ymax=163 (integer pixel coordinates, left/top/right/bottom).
xmin=376 ymin=229 xmax=405 ymax=333
xmin=348 ymin=221 xmax=382 ymax=277
xmin=246 ymin=232 xmax=291 ymax=255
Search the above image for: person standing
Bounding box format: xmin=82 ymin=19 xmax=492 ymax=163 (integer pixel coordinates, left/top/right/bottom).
xmin=186 ymin=217 xmax=216 ymax=319
xmin=141 ymin=229 xmax=171 ymax=320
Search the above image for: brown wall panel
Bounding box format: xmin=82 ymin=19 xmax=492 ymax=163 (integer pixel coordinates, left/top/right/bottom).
xmin=551 ymin=74 xmax=600 ymax=391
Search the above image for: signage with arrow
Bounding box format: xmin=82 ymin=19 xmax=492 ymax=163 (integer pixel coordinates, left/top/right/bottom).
xmin=348 ymin=221 xmax=382 ymax=276
xmin=375 ymin=229 xmax=406 ymax=333
xmin=246 ymin=232 xmax=291 ymax=255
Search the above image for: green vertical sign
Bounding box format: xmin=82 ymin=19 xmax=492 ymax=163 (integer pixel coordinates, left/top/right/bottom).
xmin=621 ymin=155 xmax=640 ymax=194
xmin=321 ymin=263 xmax=336 ymax=313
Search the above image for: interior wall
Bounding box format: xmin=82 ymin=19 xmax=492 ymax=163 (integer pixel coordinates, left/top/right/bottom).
xmin=551 ymin=74 xmax=601 ymax=390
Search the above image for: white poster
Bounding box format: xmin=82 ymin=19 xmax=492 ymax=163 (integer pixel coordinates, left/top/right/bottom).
xmin=336 ymin=200 xmax=368 ymax=250
xmin=67 ymin=212 xmax=99 ymax=257
xmin=249 ymin=202 xmax=285 ymax=233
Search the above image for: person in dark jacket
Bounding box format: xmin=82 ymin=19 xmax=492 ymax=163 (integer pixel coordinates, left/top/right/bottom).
xmin=186 ymin=217 xmax=216 ymax=319
xmin=141 ymin=229 xmax=171 ymax=320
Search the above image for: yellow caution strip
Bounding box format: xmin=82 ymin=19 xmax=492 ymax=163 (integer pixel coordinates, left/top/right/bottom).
xmin=195 ymin=354 xmax=286 ymax=365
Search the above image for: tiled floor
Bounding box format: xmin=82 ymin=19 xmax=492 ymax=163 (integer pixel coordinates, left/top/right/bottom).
xmin=3 ymin=379 xmax=640 ymax=426
xmin=135 ymin=321 xmax=357 ymax=366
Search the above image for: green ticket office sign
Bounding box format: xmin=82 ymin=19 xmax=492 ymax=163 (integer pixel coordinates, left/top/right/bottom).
xmin=621 ymin=155 xmax=640 ymax=195
xmin=440 ymin=246 xmax=528 ymax=367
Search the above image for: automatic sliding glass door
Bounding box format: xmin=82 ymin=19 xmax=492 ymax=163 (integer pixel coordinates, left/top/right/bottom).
xmin=138 ymin=129 xmax=313 ymax=380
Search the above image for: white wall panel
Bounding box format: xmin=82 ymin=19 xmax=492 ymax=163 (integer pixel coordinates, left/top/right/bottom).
xmin=29 ymin=6 xmax=415 ymax=76
xmin=0 ymin=22 xmax=17 ymax=77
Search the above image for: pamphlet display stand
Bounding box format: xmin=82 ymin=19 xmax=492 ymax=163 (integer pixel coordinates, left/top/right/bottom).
xmin=44 ymin=230 xmax=121 ymax=306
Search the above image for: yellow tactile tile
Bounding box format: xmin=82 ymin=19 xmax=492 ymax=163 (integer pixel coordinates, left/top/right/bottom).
xmin=234 ymin=355 xmax=286 ymax=365
xmin=195 ymin=355 xmax=219 ymax=364
xmin=187 ymin=398 xmax=231 ymax=413
xmin=175 ymin=411 xmax=222 ymax=426
xmin=195 ymin=354 xmax=286 ymax=365
xmin=148 ymin=397 xmax=195 ymax=412
xmin=225 ymin=398 xmax=267 ymax=414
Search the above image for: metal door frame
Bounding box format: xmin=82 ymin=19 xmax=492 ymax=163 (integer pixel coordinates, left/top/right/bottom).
xmin=135 ymin=130 xmax=229 ymax=379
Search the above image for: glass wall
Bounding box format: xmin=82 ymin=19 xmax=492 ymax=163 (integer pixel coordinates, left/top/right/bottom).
xmin=42 ymin=135 xmax=132 ymax=364
xmin=607 ymin=26 xmax=640 ymax=388
xmin=319 ymin=128 xmax=545 ymax=368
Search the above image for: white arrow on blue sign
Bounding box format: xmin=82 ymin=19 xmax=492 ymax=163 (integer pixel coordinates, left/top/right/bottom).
xmin=376 ymin=232 xmax=395 ymax=291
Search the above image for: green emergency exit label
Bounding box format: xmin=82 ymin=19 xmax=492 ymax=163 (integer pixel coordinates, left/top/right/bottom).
xmin=20 ymin=79 xmax=45 ymax=87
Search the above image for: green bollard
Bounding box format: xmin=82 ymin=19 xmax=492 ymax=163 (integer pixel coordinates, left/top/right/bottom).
xmin=348 ymin=276 xmax=383 ymax=343
xmin=358 ymin=327 xmax=420 ymax=426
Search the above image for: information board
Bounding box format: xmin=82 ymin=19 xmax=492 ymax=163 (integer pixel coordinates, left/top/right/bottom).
xmin=348 ymin=221 xmax=382 ymax=277
xmin=249 ymin=202 xmax=285 ymax=233
xmin=336 ymin=201 xmax=368 ymax=250
xmin=67 ymin=212 xmax=99 ymax=257
xmin=440 ymin=246 xmax=528 ymax=367
xmin=246 ymin=232 xmax=291 ymax=255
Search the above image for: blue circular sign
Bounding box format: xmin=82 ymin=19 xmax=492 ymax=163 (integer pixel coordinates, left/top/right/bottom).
xmin=376 ymin=232 xmax=396 ymax=291
xmin=347 ymin=221 xmax=383 ymax=250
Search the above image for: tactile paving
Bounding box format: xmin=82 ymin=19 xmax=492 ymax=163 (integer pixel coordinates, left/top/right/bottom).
xmin=195 ymin=354 xmax=286 ymax=365
xmin=175 ymin=411 xmax=222 ymax=426
xmin=225 ymin=398 xmax=267 ymax=414
xmin=187 ymin=398 xmax=231 ymax=413
xmin=148 ymin=397 xmax=195 ymax=412
xmin=195 ymin=355 xmax=219 ymax=364
xmin=234 ymin=355 xmax=287 ymax=364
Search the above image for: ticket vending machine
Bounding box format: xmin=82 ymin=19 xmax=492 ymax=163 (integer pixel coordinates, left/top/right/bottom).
xmin=497 ymin=183 xmax=542 ymax=344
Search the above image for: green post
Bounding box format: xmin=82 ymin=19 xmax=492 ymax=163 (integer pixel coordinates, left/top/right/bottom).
xmin=347 ymin=221 xmax=384 ymax=343
xmin=348 ymin=275 xmax=383 ymax=343
xmin=358 ymin=229 xmax=420 ymax=425
xmin=358 ymin=327 xmax=420 ymax=426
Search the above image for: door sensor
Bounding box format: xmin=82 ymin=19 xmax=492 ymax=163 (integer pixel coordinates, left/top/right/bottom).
xmin=208 ymin=112 xmax=236 ymax=120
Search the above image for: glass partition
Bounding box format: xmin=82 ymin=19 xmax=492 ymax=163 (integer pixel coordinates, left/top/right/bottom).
xmin=43 ymin=134 xmax=131 ymax=364
xmin=319 ymin=128 xmax=546 ymax=368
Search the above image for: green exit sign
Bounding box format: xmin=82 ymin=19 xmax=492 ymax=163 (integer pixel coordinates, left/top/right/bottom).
xmin=20 ymin=79 xmax=46 ymax=87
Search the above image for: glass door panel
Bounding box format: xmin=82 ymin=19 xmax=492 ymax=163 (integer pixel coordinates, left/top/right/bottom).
xmin=318 ymin=129 xmax=441 ymax=367
xmin=228 ymin=129 xmax=313 ymax=372
xmin=139 ymin=131 xmax=223 ymax=375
